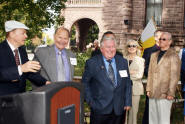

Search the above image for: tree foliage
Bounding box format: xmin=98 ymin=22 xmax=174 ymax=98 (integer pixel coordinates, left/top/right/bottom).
xmin=70 ymin=24 xmax=99 ymax=49
xmin=86 ymin=24 xmax=99 ymax=45
xmin=0 ymin=0 xmax=66 ymax=40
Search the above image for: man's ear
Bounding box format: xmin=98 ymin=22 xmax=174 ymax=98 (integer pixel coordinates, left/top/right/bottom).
xmin=169 ymin=39 xmax=173 ymax=46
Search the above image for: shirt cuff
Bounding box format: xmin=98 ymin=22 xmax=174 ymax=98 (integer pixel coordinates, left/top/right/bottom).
xmin=18 ymin=66 xmax=23 ymax=76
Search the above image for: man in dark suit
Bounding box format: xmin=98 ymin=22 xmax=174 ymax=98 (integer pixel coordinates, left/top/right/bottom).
xmin=82 ymin=31 xmax=132 ymax=124
xmin=142 ymin=30 xmax=161 ymax=124
xmin=0 ymin=20 xmax=50 ymax=96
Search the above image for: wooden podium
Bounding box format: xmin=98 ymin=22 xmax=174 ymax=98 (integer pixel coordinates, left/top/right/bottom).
xmin=0 ymin=82 xmax=84 ymax=124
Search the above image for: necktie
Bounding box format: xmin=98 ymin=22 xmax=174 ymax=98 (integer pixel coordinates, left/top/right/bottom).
xmin=14 ymin=49 xmax=20 ymax=65
xmin=58 ymin=52 xmax=65 ymax=81
xmin=107 ymin=60 xmax=116 ymax=87
xmin=61 ymin=51 xmax=70 ymax=81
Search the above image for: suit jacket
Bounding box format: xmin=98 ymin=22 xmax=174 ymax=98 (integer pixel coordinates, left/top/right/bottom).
xmin=125 ymin=56 xmax=144 ymax=95
xmin=0 ymin=40 xmax=46 ymax=96
xmin=33 ymin=45 xmax=76 ymax=82
xmin=82 ymin=54 xmax=132 ymax=115
xmin=142 ymin=44 xmax=159 ymax=77
xmin=146 ymin=48 xmax=181 ymax=98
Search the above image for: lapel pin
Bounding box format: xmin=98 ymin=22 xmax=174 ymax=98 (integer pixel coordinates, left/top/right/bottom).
xmin=101 ymin=66 xmax=104 ymax=69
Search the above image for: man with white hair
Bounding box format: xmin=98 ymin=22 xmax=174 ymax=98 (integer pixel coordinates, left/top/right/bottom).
xmin=82 ymin=31 xmax=132 ymax=124
xmin=146 ymin=32 xmax=181 ymax=124
xmin=0 ymin=20 xmax=50 ymax=96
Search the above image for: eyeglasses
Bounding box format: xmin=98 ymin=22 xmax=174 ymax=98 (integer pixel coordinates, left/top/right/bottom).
xmin=127 ymin=45 xmax=137 ymax=48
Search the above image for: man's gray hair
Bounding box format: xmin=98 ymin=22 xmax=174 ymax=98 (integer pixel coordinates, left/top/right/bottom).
xmin=100 ymin=31 xmax=117 ymax=47
xmin=162 ymin=32 xmax=172 ymax=40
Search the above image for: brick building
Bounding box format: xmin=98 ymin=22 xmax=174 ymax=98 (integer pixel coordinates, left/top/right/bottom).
xmin=63 ymin=0 xmax=185 ymax=50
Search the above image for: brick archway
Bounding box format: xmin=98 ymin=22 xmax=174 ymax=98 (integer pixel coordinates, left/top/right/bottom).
xmin=61 ymin=5 xmax=104 ymax=50
xmin=70 ymin=18 xmax=99 ymax=51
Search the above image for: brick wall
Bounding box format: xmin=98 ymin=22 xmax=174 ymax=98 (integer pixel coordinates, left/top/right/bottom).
xmin=130 ymin=0 xmax=185 ymax=48
xmin=102 ymin=0 xmax=184 ymax=49
xmin=102 ymin=0 xmax=133 ymax=49
xmin=131 ymin=0 xmax=146 ymax=30
xmin=162 ymin=0 xmax=185 ymax=47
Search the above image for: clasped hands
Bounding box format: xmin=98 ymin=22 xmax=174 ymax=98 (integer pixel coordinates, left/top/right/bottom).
xmin=147 ymin=91 xmax=174 ymax=100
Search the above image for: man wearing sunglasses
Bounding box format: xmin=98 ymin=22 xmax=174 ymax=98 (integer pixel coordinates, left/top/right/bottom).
xmin=146 ymin=32 xmax=181 ymax=124
xmin=142 ymin=30 xmax=162 ymax=124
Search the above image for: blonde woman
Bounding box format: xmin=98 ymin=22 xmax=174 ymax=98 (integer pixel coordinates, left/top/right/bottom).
xmin=124 ymin=40 xmax=144 ymax=124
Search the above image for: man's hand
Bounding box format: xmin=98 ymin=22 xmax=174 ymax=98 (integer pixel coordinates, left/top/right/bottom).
xmin=124 ymin=106 xmax=131 ymax=111
xmin=46 ymin=81 xmax=51 ymax=85
xmin=167 ymin=95 xmax=174 ymax=100
xmin=20 ymin=61 xmax=41 ymax=73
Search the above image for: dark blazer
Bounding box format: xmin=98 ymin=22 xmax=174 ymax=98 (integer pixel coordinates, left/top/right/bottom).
xmin=142 ymin=44 xmax=159 ymax=77
xmin=0 ymin=40 xmax=46 ymax=96
xmin=82 ymin=54 xmax=132 ymax=115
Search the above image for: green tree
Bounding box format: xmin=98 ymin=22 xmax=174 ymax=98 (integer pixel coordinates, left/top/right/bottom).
xmin=70 ymin=24 xmax=99 ymax=50
xmin=70 ymin=25 xmax=76 ymax=46
xmin=0 ymin=0 xmax=66 ymax=41
xmin=86 ymin=24 xmax=99 ymax=45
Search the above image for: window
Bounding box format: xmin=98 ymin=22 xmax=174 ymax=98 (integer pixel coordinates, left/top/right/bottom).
xmin=184 ymin=3 xmax=185 ymax=28
xmin=146 ymin=0 xmax=162 ymax=25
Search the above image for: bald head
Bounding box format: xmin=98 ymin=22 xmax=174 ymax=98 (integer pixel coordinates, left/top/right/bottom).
xmin=54 ymin=27 xmax=70 ymax=50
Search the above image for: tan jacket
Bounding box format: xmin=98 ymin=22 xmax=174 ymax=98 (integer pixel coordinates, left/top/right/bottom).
xmin=146 ymin=48 xmax=181 ymax=99
xmin=125 ymin=56 xmax=145 ymax=95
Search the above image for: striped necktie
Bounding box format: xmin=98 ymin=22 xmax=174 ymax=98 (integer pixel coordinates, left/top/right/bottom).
xmin=14 ymin=49 xmax=20 ymax=65
xmin=107 ymin=60 xmax=116 ymax=87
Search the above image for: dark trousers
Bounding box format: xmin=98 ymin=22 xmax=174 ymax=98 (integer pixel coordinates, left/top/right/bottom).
xmin=142 ymin=95 xmax=149 ymax=124
xmin=90 ymin=110 xmax=124 ymax=124
xmin=181 ymin=70 xmax=185 ymax=97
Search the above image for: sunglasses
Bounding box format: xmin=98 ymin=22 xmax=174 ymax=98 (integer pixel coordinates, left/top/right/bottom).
xmin=127 ymin=45 xmax=137 ymax=48
xmin=159 ymin=38 xmax=168 ymax=41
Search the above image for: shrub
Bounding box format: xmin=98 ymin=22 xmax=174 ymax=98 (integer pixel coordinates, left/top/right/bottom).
xmin=74 ymin=49 xmax=92 ymax=76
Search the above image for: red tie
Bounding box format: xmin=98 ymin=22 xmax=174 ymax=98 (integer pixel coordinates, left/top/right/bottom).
xmin=14 ymin=49 xmax=20 ymax=65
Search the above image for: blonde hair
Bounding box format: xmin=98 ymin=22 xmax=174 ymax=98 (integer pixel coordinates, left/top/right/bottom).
xmin=123 ymin=39 xmax=141 ymax=56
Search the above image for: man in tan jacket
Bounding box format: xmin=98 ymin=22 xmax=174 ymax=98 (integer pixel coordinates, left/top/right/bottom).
xmin=146 ymin=32 xmax=181 ymax=124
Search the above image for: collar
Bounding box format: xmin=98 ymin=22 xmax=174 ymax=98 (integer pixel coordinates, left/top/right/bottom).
xmin=6 ymin=39 xmax=17 ymax=51
xmin=102 ymin=56 xmax=115 ymax=63
xmin=54 ymin=45 xmax=66 ymax=55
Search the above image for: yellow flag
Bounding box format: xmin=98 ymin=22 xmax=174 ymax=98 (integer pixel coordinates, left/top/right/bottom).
xmin=138 ymin=18 xmax=157 ymax=56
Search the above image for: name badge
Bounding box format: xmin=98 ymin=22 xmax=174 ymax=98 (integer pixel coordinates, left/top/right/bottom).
xmin=70 ymin=58 xmax=77 ymax=65
xmin=119 ymin=70 xmax=128 ymax=77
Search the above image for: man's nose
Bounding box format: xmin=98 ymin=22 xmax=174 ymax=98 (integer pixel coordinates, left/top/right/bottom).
xmin=24 ymin=34 xmax=28 ymax=38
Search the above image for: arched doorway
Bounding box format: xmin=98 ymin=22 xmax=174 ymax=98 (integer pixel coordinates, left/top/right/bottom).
xmin=70 ymin=18 xmax=99 ymax=51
